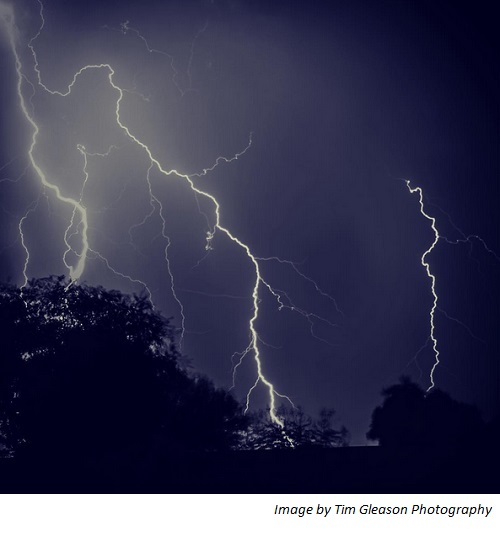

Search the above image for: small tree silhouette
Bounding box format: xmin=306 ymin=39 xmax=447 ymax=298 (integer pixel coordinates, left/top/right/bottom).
xmin=367 ymin=377 xmax=484 ymax=448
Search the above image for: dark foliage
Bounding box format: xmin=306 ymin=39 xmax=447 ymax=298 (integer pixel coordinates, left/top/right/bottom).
xmin=242 ymin=406 xmax=349 ymax=450
xmin=367 ymin=377 xmax=485 ymax=448
xmin=484 ymin=414 xmax=500 ymax=445
xmin=0 ymin=276 xmax=247 ymax=465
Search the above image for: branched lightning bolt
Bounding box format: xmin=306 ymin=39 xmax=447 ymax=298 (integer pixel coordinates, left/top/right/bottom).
xmin=406 ymin=180 xmax=498 ymax=391
xmin=101 ymin=63 xmax=294 ymax=425
xmin=404 ymin=180 xmax=500 ymax=392
xmin=1 ymin=3 xmax=343 ymax=432
xmin=97 ymin=63 xmax=291 ymax=424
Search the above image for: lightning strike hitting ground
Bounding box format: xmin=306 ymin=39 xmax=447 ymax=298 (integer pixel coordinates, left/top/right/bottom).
xmin=0 ymin=2 xmax=344 ymax=431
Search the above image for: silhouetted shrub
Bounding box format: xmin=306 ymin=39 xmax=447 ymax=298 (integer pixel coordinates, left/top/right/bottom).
xmin=367 ymin=377 xmax=484 ymax=448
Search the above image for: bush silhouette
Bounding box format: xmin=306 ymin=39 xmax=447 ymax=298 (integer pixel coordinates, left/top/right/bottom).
xmin=367 ymin=377 xmax=484 ymax=448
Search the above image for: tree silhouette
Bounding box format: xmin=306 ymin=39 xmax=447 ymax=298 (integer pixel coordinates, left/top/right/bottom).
xmin=0 ymin=276 xmax=247 ymax=466
xmin=242 ymin=406 xmax=348 ymax=449
xmin=367 ymin=377 xmax=484 ymax=448
xmin=484 ymin=414 xmax=500 ymax=446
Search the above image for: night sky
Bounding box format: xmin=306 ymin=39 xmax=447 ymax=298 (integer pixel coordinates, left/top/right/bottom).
xmin=1 ymin=0 xmax=499 ymax=445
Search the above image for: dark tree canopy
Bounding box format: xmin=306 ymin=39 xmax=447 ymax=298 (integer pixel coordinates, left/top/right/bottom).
xmin=0 ymin=276 xmax=247 ymax=464
xmin=242 ymin=406 xmax=349 ymax=450
xmin=367 ymin=377 xmax=485 ymax=448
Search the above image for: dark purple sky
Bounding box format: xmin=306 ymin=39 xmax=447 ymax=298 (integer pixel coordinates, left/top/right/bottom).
xmin=1 ymin=0 xmax=499 ymax=444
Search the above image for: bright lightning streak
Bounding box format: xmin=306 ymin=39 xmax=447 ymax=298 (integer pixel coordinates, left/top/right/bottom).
xmin=405 ymin=179 xmax=499 ymax=390
xmin=405 ymin=180 xmax=441 ymax=391
xmin=104 ymin=60 xmax=291 ymax=426
xmin=1 ymin=5 xmax=89 ymax=282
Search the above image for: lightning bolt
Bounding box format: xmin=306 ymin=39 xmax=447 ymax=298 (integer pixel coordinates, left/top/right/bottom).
xmin=1 ymin=2 xmax=342 ymax=433
xmin=1 ymin=4 xmax=89 ymax=282
xmin=405 ymin=180 xmax=440 ymax=391
xmin=405 ymin=180 xmax=496 ymax=391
